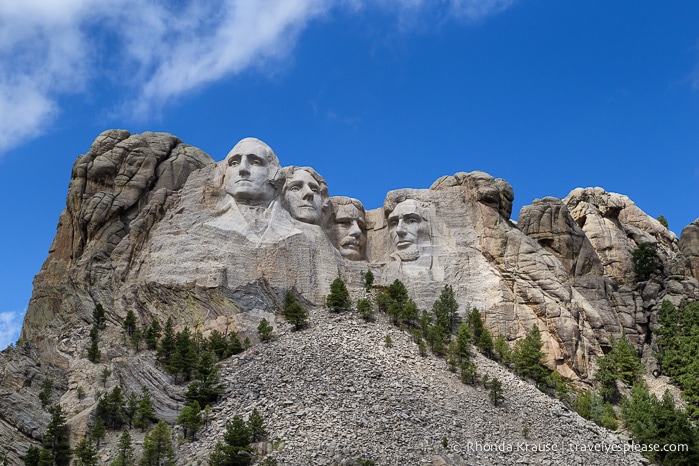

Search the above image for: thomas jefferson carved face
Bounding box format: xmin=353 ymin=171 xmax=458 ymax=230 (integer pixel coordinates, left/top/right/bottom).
xmin=224 ymin=138 xmax=283 ymax=206
xmin=387 ymin=199 xmax=427 ymax=261
xmin=282 ymin=167 xmax=328 ymax=225
xmin=328 ymin=197 xmax=366 ymax=260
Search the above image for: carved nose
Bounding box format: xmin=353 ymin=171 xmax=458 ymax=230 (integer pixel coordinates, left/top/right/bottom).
xmin=238 ymin=159 xmax=250 ymax=176
xmin=348 ymin=221 xmax=361 ymax=237
xmin=301 ymin=185 xmax=314 ymax=200
xmin=395 ymin=220 xmax=407 ymax=236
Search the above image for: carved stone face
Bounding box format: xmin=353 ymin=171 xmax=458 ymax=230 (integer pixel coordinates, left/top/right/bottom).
xmin=224 ymin=139 xmax=279 ymax=205
xmin=284 ymin=170 xmax=324 ymax=224
xmin=329 ymin=202 xmax=367 ymax=260
xmin=387 ymin=199 xmax=427 ymax=261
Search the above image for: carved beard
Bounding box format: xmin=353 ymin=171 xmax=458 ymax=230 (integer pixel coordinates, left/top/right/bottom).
xmin=396 ymin=245 xmax=420 ymax=261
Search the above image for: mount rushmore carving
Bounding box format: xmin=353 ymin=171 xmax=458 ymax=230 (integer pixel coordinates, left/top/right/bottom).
xmin=20 ymin=131 xmax=699 ymax=381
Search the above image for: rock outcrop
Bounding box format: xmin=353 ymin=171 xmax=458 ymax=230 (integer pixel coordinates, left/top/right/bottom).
xmin=22 ymin=130 xmax=213 ymax=341
xmin=679 ymin=219 xmax=699 ymax=281
xmin=3 ymin=131 xmax=698 ymax=463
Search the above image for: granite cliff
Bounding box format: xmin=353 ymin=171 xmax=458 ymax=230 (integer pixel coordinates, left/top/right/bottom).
xmin=1 ymin=130 xmax=698 ymax=464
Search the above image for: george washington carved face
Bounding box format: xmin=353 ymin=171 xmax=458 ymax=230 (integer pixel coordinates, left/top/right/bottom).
xmin=223 ymin=138 xmax=284 ymax=206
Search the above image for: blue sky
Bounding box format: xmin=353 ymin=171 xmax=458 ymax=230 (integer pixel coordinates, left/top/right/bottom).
xmin=1 ymin=1 xmax=699 ymax=349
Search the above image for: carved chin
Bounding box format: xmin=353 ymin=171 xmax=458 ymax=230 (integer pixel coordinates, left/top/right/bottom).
xmin=340 ymin=248 xmax=363 ymax=261
xmin=396 ymin=246 xmax=420 ymax=262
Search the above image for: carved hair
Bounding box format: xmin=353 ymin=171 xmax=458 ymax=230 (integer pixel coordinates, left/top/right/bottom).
xmin=281 ymin=166 xmax=329 ymax=200
xmin=328 ymin=196 xmax=365 ymax=219
xmin=383 ymin=193 xmax=428 ymax=221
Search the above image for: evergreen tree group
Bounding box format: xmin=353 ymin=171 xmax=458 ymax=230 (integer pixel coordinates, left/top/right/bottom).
xmin=209 ymin=409 xmax=269 ymax=466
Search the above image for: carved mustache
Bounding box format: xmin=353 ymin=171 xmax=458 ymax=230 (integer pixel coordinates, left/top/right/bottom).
xmin=340 ymin=238 xmax=361 ymax=247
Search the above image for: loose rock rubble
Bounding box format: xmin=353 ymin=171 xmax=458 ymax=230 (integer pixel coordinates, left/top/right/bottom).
xmin=178 ymin=308 xmax=647 ymax=466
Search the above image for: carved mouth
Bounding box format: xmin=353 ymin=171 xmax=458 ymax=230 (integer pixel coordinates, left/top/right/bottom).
xmin=396 ymin=240 xmax=413 ymax=248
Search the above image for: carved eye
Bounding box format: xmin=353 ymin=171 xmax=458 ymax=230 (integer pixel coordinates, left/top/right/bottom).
xmin=311 ymin=187 xmax=319 ymax=194
xmin=290 ymin=185 xmax=300 ymax=192
xmin=407 ymin=218 xmax=418 ymax=224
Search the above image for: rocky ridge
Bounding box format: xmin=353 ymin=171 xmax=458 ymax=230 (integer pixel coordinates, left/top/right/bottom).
xmin=1 ymin=130 xmax=698 ymax=463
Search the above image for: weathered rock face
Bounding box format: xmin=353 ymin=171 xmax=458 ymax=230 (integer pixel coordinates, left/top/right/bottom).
xmin=22 ymin=130 xmax=213 ymax=341
xmin=679 ymin=219 xmax=699 ymax=281
xmin=7 ymin=131 xmax=699 ymax=462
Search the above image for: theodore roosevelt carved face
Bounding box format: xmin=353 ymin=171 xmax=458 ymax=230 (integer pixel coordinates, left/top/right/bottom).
xmin=386 ymin=198 xmax=428 ymax=261
xmin=328 ymin=196 xmax=367 ymax=260
xmin=223 ymin=138 xmax=284 ymax=207
xmin=282 ymin=166 xmax=328 ymax=225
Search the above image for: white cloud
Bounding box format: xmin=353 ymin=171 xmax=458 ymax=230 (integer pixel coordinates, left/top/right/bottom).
xmin=0 ymin=310 xmax=24 ymax=351
xmin=448 ymin=0 xmax=516 ymax=22
xmin=0 ymin=0 xmax=517 ymax=155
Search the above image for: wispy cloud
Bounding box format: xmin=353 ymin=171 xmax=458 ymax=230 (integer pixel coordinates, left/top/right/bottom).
xmin=0 ymin=0 xmax=517 ymax=155
xmin=0 ymin=310 xmax=24 ymax=350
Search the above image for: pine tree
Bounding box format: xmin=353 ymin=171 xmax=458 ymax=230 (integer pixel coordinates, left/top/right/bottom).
xmin=207 ymin=330 xmax=229 ymax=359
xmin=112 ymin=429 xmax=135 ymax=466
xmin=283 ymin=291 xmax=308 ymax=330
xmin=388 ymin=280 xmax=409 ymax=308
xmin=489 ymin=378 xmax=504 ymax=406
xmin=124 ymin=392 xmax=139 ymax=429
xmin=144 ymin=320 xmax=161 ymax=350
xmin=133 ymin=387 xmax=156 ymax=432
xmin=140 ymin=421 xmax=175 ymax=466
xmin=248 ymin=408 xmax=267 ymax=442
xmin=597 ymin=335 xmax=643 ymax=402
xmin=90 ymin=416 xmax=106 ymax=449
xmin=122 ymin=310 xmax=137 ymax=337
xmin=460 ymin=362 xmax=478 ymax=385
xmin=512 ymin=325 xmax=549 ymax=387
xmin=129 ymin=327 xmax=143 ymax=351
xmin=494 ymin=334 xmax=511 ymax=364
xmin=228 ymin=332 xmax=244 ymax=355
xmin=44 ymin=404 xmax=71 ymax=466
xmin=326 ymin=277 xmax=351 ymax=312
xmin=177 ymin=401 xmax=203 ymax=441
xmin=87 ymin=325 xmax=100 ymax=363
xmin=93 ymin=303 xmax=106 ymax=330
xmin=454 ymin=323 xmax=472 ymax=363
xmin=401 ymin=299 xmax=419 ymax=327
xmin=356 ymin=298 xmax=374 ymax=322
xmin=257 ymin=318 xmax=273 ymax=342
xmin=39 ymin=378 xmax=53 ymax=409
xmin=100 ymin=366 xmax=112 ymax=388
xmin=631 ymin=242 xmax=662 ymax=281
xmin=185 ymin=351 xmax=222 ymax=406
xmin=468 ymin=308 xmax=494 ymax=356
xmin=96 ymin=386 xmax=125 ymax=429
xmin=157 ymin=317 xmax=176 ymax=365
xmin=170 ymin=327 xmax=198 ymax=382
xmin=24 ymin=446 xmax=41 ymax=466
xmin=72 ymin=437 xmax=97 ymax=466
xmin=363 ymin=270 xmax=374 ymax=291
xmin=222 ymin=415 xmax=253 ymax=465
xmin=432 ymin=285 xmax=461 ymax=334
